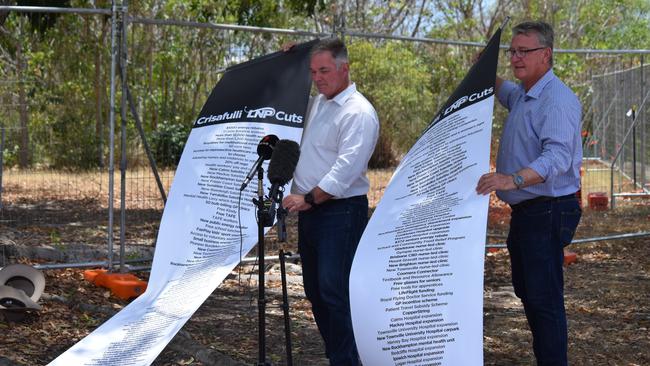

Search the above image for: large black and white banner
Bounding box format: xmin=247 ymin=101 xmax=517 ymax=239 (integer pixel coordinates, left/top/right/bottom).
xmin=49 ymin=41 xmax=315 ymax=366
xmin=350 ymin=30 xmax=502 ymax=365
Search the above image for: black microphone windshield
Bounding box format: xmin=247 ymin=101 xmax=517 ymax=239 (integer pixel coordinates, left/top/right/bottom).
xmin=257 ymin=134 xmax=279 ymax=159
xmin=267 ymin=140 xmax=300 ymax=185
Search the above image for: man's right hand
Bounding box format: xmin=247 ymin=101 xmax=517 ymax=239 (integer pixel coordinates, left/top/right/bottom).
xmin=476 ymin=172 xmax=516 ymax=194
xmin=282 ymin=194 xmax=311 ymax=213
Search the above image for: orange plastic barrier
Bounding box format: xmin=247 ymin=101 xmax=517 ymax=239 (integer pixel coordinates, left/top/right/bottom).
xmin=83 ymin=269 xmax=147 ymax=300
xmin=83 ymin=269 xmax=107 ymax=283
xmin=588 ymin=192 xmax=608 ymax=210
xmin=563 ymin=251 xmax=578 ymax=266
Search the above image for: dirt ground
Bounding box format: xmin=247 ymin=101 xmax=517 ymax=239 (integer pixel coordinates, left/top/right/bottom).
xmin=0 ymin=197 xmax=649 ymax=366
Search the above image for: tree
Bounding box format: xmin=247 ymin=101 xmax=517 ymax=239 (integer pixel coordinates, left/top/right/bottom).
xmin=1 ymin=0 xmax=649 ymax=170
xmin=349 ymin=40 xmax=433 ymax=167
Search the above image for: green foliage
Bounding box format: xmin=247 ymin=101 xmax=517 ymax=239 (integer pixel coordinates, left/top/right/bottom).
xmin=1 ymin=0 xmax=649 ymax=171
xmin=349 ymin=41 xmax=434 ymax=167
xmin=285 ymin=0 xmax=324 ymax=17
xmin=148 ymin=120 xmax=190 ymax=168
xmin=46 ymin=115 xmax=99 ymax=169
xmin=23 ymin=12 xmax=100 ymax=169
xmin=1 ymin=142 xmax=20 ymax=168
xmin=18 ymin=0 xmax=70 ymax=34
xmin=577 ymin=0 xmax=650 ymax=49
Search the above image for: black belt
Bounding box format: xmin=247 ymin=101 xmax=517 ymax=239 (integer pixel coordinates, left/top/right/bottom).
xmin=510 ymin=193 xmax=576 ymax=211
xmin=309 ymin=194 xmax=367 ymax=211
xmin=333 ymin=194 xmax=367 ymax=202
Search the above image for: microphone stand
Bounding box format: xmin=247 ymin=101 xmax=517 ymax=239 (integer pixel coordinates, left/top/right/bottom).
xmin=275 ymin=192 xmax=294 ymax=366
xmin=253 ymin=170 xmax=294 ymax=365
xmin=255 ymin=165 xmax=271 ymax=366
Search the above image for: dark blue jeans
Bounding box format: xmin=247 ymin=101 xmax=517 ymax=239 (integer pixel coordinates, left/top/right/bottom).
xmin=507 ymin=195 xmax=581 ymax=366
xmin=298 ymin=195 xmax=368 ymax=366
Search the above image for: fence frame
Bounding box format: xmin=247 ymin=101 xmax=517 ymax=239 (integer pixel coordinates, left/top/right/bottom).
xmin=588 ymin=60 xmax=650 ymax=208
xmin=0 ymin=3 xmax=649 ymax=270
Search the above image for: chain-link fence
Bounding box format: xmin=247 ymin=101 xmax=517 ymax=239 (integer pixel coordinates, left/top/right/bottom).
xmin=585 ymin=61 xmax=649 ymax=207
xmin=0 ymin=9 xmax=322 ymax=257
xmin=1 ymin=5 xmax=648 ymax=266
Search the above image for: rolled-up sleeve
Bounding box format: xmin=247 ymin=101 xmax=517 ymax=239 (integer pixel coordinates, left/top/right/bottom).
xmin=318 ymin=111 xmax=379 ymax=197
xmin=497 ymin=80 xmax=519 ymax=111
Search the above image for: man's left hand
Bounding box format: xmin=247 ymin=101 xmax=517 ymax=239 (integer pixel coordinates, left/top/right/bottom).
xmin=282 ymin=194 xmax=312 ymax=213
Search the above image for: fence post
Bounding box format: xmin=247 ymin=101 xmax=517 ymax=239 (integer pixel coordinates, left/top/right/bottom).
xmin=107 ymin=0 xmax=120 ymax=271
xmin=119 ymin=0 xmax=129 ymax=273
xmin=641 ymin=55 xmax=646 ymax=190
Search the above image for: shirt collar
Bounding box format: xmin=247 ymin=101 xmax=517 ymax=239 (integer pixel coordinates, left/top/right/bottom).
xmin=522 ymin=69 xmax=555 ymax=100
xmin=327 ymin=83 xmax=357 ymax=106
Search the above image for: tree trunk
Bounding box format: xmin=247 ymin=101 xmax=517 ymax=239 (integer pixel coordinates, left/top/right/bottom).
xmin=95 ymin=18 xmax=108 ymax=168
xmin=147 ymin=26 xmax=156 ymax=129
xmin=16 ymin=42 xmax=30 ymax=168
xmin=190 ymin=37 xmax=204 ymax=119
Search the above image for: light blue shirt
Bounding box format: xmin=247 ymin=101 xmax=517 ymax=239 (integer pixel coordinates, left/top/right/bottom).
xmin=495 ymin=69 xmax=582 ymax=205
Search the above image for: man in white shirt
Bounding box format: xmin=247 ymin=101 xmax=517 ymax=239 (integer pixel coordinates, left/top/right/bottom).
xmin=282 ymin=38 xmax=379 ymax=365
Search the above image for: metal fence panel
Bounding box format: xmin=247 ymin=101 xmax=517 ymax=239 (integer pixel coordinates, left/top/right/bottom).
xmin=1 ymin=6 xmax=649 ymax=265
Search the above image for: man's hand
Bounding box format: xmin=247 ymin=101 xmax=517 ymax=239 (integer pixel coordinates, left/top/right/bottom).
xmin=280 ymin=42 xmax=296 ymax=52
xmin=471 ymin=50 xmax=483 ymax=64
xmin=282 ymin=187 xmax=333 ymax=212
xmin=282 ymin=194 xmax=312 ymax=213
xmin=475 ymin=172 xmax=516 ymax=195
xmin=476 ymin=168 xmax=544 ymax=194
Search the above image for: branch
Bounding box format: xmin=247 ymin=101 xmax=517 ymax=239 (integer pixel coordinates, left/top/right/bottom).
xmin=380 ymin=0 xmax=411 ymax=34
xmin=410 ymin=0 xmax=428 ymax=37
xmin=0 ymin=0 xmax=13 ymax=27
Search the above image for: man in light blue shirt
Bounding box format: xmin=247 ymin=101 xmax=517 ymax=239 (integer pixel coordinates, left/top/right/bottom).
xmin=476 ymin=21 xmax=582 ymax=366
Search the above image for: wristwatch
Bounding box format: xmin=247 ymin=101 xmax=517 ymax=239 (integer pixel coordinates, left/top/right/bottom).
xmin=304 ymin=191 xmax=317 ymax=207
xmin=512 ymin=173 xmax=525 ymax=189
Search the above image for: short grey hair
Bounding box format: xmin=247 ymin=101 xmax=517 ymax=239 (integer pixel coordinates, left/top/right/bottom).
xmin=310 ymin=37 xmax=349 ymax=69
xmin=513 ymin=21 xmax=554 ymax=65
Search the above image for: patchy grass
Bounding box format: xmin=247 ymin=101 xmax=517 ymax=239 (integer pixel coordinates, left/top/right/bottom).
xmin=1 ymin=168 xmax=649 ymax=365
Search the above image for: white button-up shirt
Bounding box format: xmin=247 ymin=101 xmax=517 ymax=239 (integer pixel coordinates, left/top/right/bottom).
xmin=292 ymin=83 xmax=379 ymax=198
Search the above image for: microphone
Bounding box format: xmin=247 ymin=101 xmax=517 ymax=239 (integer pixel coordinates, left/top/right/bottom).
xmin=240 ymin=134 xmax=279 ymax=191
xmin=267 ymin=139 xmax=301 ymax=203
